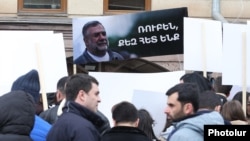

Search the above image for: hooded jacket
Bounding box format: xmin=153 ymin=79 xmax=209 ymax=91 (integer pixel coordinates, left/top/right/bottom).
xmin=168 ymin=110 xmax=224 ymax=141
xmin=0 ymin=90 xmax=35 ymax=141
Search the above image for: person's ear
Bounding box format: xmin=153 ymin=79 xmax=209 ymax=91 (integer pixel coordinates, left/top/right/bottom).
xmin=214 ymin=105 xmax=221 ymax=112
xmin=56 ymin=91 xmax=64 ymax=103
xmin=84 ymin=37 xmax=89 ymax=46
xmin=135 ymin=118 xmax=140 ymax=127
xmin=77 ymin=90 xmax=86 ymax=102
xmin=113 ymin=119 xmax=117 ymax=126
xmin=184 ymin=103 xmax=194 ymax=114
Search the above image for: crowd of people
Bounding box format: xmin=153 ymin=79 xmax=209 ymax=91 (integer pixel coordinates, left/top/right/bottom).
xmin=0 ymin=69 xmax=249 ymax=141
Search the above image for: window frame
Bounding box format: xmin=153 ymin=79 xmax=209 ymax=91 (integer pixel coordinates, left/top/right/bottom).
xmin=103 ymin=0 xmax=151 ymax=15
xmin=18 ymin=0 xmax=67 ymax=14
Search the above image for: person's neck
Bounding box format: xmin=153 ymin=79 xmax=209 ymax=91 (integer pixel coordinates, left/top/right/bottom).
xmin=216 ymin=92 xmax=227 ymax=98
xmin=115 ymin=122 xmax=137 ymax=127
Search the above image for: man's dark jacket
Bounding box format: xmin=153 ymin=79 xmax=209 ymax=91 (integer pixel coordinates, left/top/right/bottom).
xmin=101 ymin=126 xmax=152 ymax=141
xmin=46 ymin=101 xmax=105 ymax=141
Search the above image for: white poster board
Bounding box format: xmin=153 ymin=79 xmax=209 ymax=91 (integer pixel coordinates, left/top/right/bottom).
xmin=0 ymin=31 xmax=68 ymax=96
xmin=222 ymin=23 xmax=250 ymax=86
xmin=228 ymin=85 xmax=250 ymax=100
xmin=89 ymin=71 xmax=185 ymax=136
xmin=184 ymin=17 xmax=223 ymax=72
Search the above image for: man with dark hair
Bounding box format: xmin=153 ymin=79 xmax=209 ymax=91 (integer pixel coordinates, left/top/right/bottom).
xmin=46 ymin=74 xmax=105 ymax=141
xmin=198 ymin=90 xmax=222 ymax=111
xmin=39 ymin=76 xmax=68 ymax=124
xmin=198 ymin=90 xmax=230 ymax=124
xmin=213 ymin=76 xmax=232 ymax=105
xmin=102 ymin=101 xmax=151 ymax=141
xmin=179 ymin=72 xmax=213 ymax=93
xmin=74 ymin=20 xmax=124 ymax=64
xmin=164 ymin=83 xmax=224 ymax=141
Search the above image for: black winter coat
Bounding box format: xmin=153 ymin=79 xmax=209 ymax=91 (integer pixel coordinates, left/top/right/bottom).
xmin=46 ymin=101 xmax=105 ymax=141
xmin=101 ymin=126 xmax=152 ymax=141
xmin=0 ymin=90 xmax=35 ymax=141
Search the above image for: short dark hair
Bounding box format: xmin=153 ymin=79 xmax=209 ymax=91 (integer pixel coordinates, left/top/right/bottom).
xmin=112 ymin=101 xmax=138 ymax=124
xmin=166 ymin=83 xmax=200 ymax=112
xmin=65 ymin=73 xmax=99 ymax=101
xmin=199 ymin=90 xmax=221 ymax=110
xmin=82 ymin=20 xmax=103 ymax=37
xmin=180 ymin=72 xmax=212 ymax=93
xmin=57 ymin=76 xmax=68 ymax=96
xmin=213 ymin=76 xmax=232 ymax=96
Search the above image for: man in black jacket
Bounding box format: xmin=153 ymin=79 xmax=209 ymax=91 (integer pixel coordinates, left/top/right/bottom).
xmin=101 ymin=101 xmax=151 ymax=141
xmin=46 ymin=74 xmax=107 ymax=141
xmin=40 ymin=75 xmax=111 ymax=135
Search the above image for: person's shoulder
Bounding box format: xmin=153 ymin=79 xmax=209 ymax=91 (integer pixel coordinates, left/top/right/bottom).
xmin=31 ymin=115 xmax=52 ymax=141
xmin=108 ymin=50 xmax=124 ymax=60
xmin=230 ymin=120 xmax=248 ymax=125
xmin=74 ymin=55 xmax=85 ymax=64
xmin=39 ymin=106 xmax=59 ymax=124
xmin=74 ymin=52 xmax=94 ymax=64
xmin=170 ymin=133 xmax=203 ymax=141
xmin=170 ymin=127 xmax=203 ymax=141
xmin=58 ymin=111 xmax=93 ymax=126
xmin=34 ymin=115 xmax=52 ymax=128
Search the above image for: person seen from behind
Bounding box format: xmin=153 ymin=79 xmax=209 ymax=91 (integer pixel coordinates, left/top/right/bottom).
xmin=220 ymin=100 xmax=248 ymax=125
xmin=179 ymin=72 xmax=213 ymax=93
xmin=232 ymin=91 xmax=250 ymax=124
xmin=198 ymin=90 xmax=228 ymax=124
xmin=213 ymin=75 xmax=232 ymax=106
xmin=101 ymin=101 xmax=151 ymax=141
xmin=0 ymin=90 xmax=35 ymax=141
xmin=11 ymin=69 xmax=51 ymax=141
xmin=138 ymin=108 xmax=160 ymax=141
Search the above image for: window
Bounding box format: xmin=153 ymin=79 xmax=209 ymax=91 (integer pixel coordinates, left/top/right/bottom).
xmin=18 ymin=0 xmax=67 ymax=14
xmin=104 ymin=0 xmax=151 ymax=14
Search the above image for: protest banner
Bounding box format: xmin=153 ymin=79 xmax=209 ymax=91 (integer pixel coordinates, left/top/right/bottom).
xmin=73 ymin=7 xmax=188 ymax=64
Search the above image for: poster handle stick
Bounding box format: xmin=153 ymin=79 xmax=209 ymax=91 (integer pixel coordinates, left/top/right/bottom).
xmin=73 ymin=64 xmax=77 ymax=74
xmin=201 ymin=23 xmax=207 ymax=78
xmin=242 ymin=32 xmax=247 ymax=116
xmin=35 ymin=43 xmax=48 ymax=111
